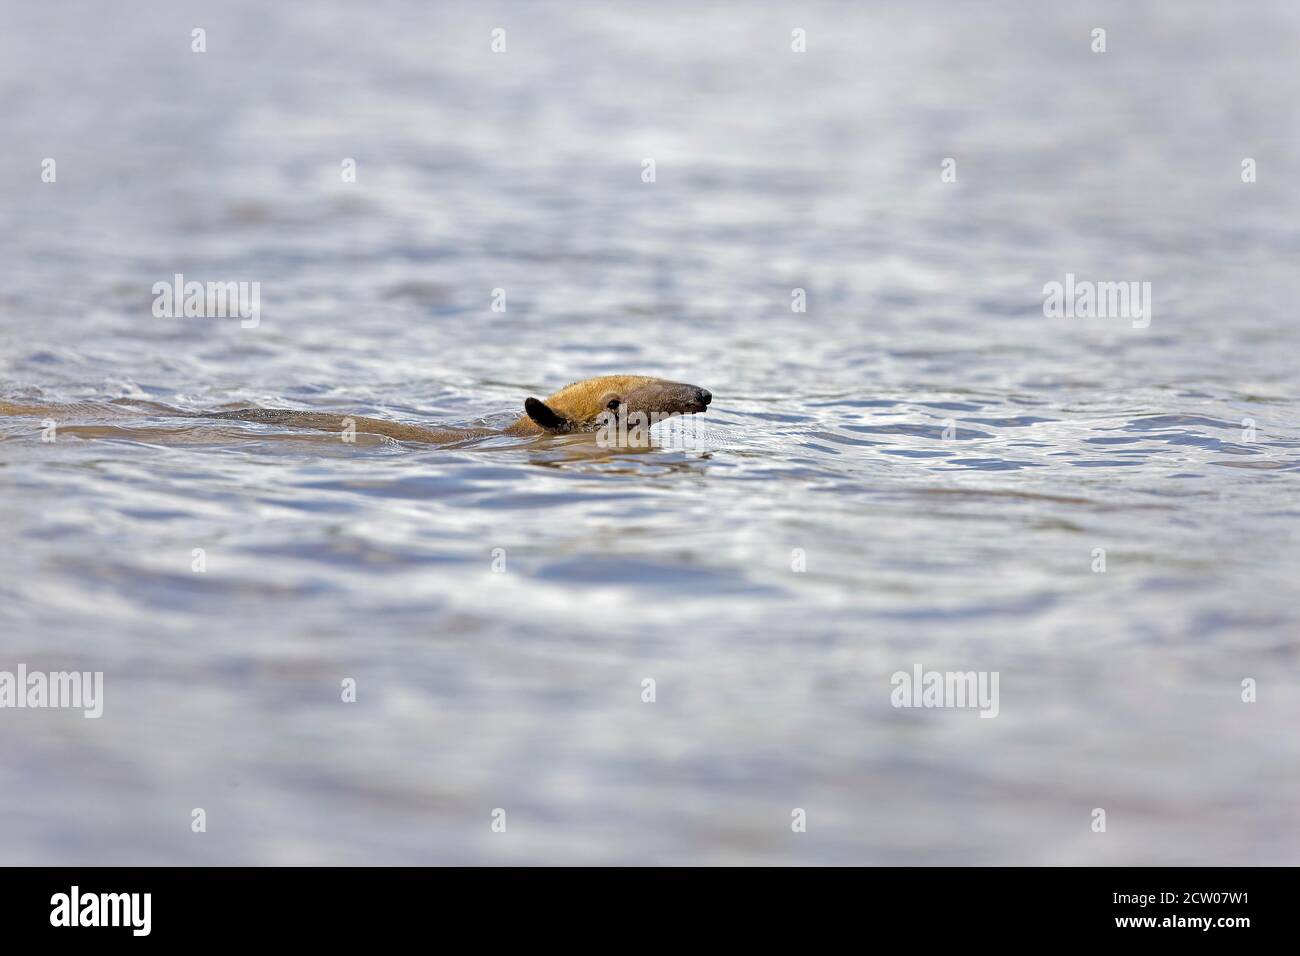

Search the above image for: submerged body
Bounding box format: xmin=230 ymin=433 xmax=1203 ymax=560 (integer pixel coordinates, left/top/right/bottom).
xmin=1 ymin=375 xmax=713 ymax=446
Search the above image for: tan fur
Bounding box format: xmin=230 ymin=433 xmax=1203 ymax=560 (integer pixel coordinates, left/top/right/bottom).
xmin=504 ymin=375 xmax=696 ymax=435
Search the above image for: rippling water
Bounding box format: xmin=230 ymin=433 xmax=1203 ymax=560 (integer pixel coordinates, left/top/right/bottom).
xmin=2 ymin=1 xmax=1299 ymax=864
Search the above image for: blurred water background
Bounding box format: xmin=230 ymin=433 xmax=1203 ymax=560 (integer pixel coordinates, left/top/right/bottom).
xmin=1 ymin=0 xmax=1299 ymax=864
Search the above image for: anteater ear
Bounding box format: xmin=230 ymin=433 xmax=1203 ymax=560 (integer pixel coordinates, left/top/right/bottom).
xmin=524 ymin=397 xmax=569 ymax=432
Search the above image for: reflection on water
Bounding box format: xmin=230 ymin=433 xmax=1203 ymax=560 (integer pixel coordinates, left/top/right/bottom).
xmin=2 ymin=0 xmax=1299 ymax=864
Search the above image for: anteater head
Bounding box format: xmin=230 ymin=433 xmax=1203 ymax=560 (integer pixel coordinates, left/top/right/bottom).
xmin=512 ymin=375 xmax=712 ymax=435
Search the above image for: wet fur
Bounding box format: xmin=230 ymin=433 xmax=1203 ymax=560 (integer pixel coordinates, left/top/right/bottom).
xmin=505 ymin=375 xmax=711 ymax=436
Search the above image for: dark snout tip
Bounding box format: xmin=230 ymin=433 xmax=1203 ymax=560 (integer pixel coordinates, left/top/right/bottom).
xmin=697 ymin=388 xmax=712 ymax=406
